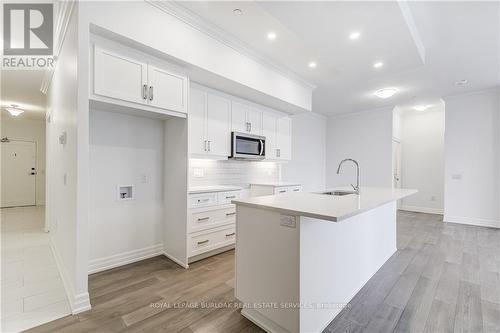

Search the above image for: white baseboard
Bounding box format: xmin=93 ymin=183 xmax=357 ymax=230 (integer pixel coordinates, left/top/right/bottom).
xmin=50 ymin=237 xmax=91 ymax=314
xmin=444 ymin=215 xmax=500 ymax=229
xmin=164 ymin=251 xmax=189 ymax=269
xmin=88 ymin=244 xmax=164 ymax=274
xmin=399 ymin=205 xmax=444 ymax=215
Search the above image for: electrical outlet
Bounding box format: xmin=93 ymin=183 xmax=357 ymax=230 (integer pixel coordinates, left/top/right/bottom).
xmin=193 ymin=168 xmax=204 ymax=178
xmin=451 ymin=174 xmax=462 ymax=180
xmin=63 ymin=173 xmax=67 ymax=186
xmin=141 ymin=174 xmax=149 ymax=184
xmin=430 ymin=196 xmax=436 ymax=202
xmin=280 ymin=215 xmax=296 ymax=228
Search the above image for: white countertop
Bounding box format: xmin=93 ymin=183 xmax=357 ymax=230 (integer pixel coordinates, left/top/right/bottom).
xmin=188 ymin=185 xmax=243 ymax=194
xmin=232 ymin=187 xmax=417 ymax=222
xmin=250 ymin=182 xmax=302 ymax=187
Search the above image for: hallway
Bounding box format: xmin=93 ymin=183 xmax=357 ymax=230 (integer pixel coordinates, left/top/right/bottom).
xmin=1 ymin=206 xmax=70 ymax=332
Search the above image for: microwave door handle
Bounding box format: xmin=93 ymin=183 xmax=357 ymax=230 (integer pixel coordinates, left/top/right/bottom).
xmin=259 ymin=140 xmax=264 ymax=155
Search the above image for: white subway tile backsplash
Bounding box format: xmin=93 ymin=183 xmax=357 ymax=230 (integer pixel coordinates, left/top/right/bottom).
xmin=189 ymin=159 xmax=280 ymax=188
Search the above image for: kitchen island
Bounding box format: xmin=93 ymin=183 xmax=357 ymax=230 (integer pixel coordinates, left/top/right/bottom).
xmin=232 ymin=187 xmax=417 ymax=333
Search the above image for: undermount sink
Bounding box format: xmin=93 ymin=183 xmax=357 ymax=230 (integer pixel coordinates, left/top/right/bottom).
xmin=321 ymin=190 xmax=358 ymax=196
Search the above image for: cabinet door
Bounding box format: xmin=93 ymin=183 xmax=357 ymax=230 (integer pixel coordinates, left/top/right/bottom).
xmin=231 ymin=101 xmax=249 ymax=133
xmin=262 ymin=112 xmax=277 ymax=160
xmin=189 ymin=88 xmax=207 ymax=156
xmin=247 ymin=106 xmax=263 ymax=135
xmin=148 ymin=65 xmax=187 ymax=113
xmin=206 ymin=93 xmax=231 ymax=157
xmin=277 ymin=116 xmax=292 ymax=160
xmin=94 ymin=46 xmax=147 ymax=104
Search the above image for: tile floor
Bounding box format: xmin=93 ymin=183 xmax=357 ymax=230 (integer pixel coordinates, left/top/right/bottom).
xmin=1 ymin=206 xmax=71 ymax=333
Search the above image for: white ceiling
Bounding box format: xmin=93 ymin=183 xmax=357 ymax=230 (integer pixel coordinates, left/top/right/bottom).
xmin=179 ymin=1 xmax=500 ymax=115
xmin=1 ymin=70 xmax=47 ymax=120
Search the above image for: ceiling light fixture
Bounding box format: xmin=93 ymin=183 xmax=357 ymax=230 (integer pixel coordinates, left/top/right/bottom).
xmin=233 ymin=8 xmax=243 ymax=15
xmin=374 ymin=87 xmax=398 ymax=99
xmin=454 ymin=79 xmax=468 ymax=87
xmin=373 ymin=61 xmax=384 ymax=69
xmin=308 ymin=61 xmax=317 ymax=68
xmin=5 ymin=104 xmax=24 ymax=117
xmin=267 ymin=31 xmax=277 ymax=41
xmin=349 ymin=31 xmax=361 ymax=40
xmin=413 ymin=104 xmax=433 ymax=111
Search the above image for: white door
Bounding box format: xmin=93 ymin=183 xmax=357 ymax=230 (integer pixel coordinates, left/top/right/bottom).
xmin=262 ymin=112 xmax=277 ymax=160
xmin=94 ymin=46 xmax=148 ymax=105
xmin=1 ymin=141 xmax=36 ymax=207
xmin=189 ymin=87 xmax=207 ymax=156
xmin=148 ymin=64 xmax=187 ymax=113
xmin=206 ymin=93 xmax=231 ymax=157
xmin=392 ymin=140 xmax=402 ymax=188
xmin=247 ymin=106 xmax=263 ymax=135
xmin=277 ymin=116 xmax=292 ymax=160
xmin=231 ymin=100 xmax=249 ymax=133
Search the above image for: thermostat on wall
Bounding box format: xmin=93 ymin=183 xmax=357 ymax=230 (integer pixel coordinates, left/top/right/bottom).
xmin=118 ymin=185 xmax=134 ymax=200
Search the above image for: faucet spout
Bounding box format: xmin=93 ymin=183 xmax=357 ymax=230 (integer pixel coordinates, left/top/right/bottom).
xmin=336 ymin=158 xmax=360 ymax=194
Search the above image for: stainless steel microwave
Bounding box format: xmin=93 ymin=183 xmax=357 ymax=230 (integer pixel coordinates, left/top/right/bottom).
xmin=230 ymin=132 xmax=266 ymax=160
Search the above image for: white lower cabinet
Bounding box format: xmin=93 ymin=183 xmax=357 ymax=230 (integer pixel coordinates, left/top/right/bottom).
xmin=187 ymin=189 xmax=241 ymax=260
xmin=250 ymin=184 xmax=303 ymax=197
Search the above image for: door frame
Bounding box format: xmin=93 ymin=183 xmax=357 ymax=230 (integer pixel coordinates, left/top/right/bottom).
xmin=1 ymin=138 xmax=39 ymax=209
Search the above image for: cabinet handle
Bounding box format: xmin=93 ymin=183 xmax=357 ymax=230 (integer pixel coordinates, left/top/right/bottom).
xmin=279 ymin=190 xmax=287 ymax=193
xmin=142 ymin=84 xmax=148 ymax=100
xmin=225 ymin=232 xmax=236 ymax=237
xmin=249 ymin=122 xmax=252 ymax=132
xmin=226 ymin=212 xmax=236 ymax=216
xmin=204 ymin=140 xmax=207 ymax=152
xmin=149 ymin=86 xmax=154 ymax=101
xmin=197 ymin=239 xmax=209 ymax=245
xmin=207 ymin=141 xmax=211 ymax=152
xmin=197 ymin=198 xmax=210 ymax=203
xmin=293 ymin=189 xmax=300 ymax=192
xmin=225 ymin=195 xmax=236 ymax=199
xmin=197 ymin=217 xmax=210 ymax=221
xmin=276 ymin=149 xmax=281 ymax=158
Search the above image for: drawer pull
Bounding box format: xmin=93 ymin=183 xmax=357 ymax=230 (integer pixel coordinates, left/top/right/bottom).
xmin=225 ymin=195 xmax=237 ymax=199
xmin=293 ymin=189 xmax=300 ymax=192
xmin=279 ymin=190 xmax=287 ymax=193
xmin=197 ymin=217 xmax=210 ymax=221
xmin=197 ymin=198 xmax=210 ymax=203
xmin=225 ymin=232 xmax=236 ymax=237
xmin=226 ymin=212 xmax=236 ymax=216
xmin=197 ymin=239 xmax=209 ymax=245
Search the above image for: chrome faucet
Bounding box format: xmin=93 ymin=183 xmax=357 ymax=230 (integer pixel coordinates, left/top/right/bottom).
xmin=336 ymin=158 xmax=360 ymax=194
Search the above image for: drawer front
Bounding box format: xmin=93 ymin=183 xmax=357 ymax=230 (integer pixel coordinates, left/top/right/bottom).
xmin=217 ymin=191 xmax=241 ymax=205
xmin=274 ymin=187 xmax=289 ymax=195
xmin=189 ymin=192 xmax=217 ymax=208
xmin=289 ymin=186 xmax=302 ymax=193
xmin=189 ymin=206 xmax=236 ymax=233
xmin=188 ymin=226 xmax=236 ymax=257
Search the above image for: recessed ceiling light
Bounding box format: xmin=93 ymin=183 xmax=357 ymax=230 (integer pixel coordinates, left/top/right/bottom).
xmin=373 ymin=62 xmax=384 ymax=69
xmin=308 ymin=61 xmax=317 ymax=68
xmin=267 ymin=32 xmax=277 ymax=41
xmin=413 ymin=104 xmax=433 ymax=111
xmin=233 ymin=8 xmax=243 ymax=15
xmin=454 ymin=79 xmax=468 ymax=87
xmin=349 ymin=31 xmax=361 ymax=40
xmin=4 ymin=104 xmax=24 ymax=117
xmin=374 ymin=87 xmax=398 ymax=99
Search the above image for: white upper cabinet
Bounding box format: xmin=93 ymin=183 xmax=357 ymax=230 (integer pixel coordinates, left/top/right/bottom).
xmin=206 ymin=93 xmax=231 ymax=157
xmin=231 ymin=101 xmax=262 ymax=135
xmin=93 ymin=43 xmax=187 ymax=115
xmin=247 ymin=106 xmax=263 ymax=135
xmin=231 ymin=101 xmax=249 ymax=133
xmin=147 ymin=64 xmax=187 ymax=113
xmin=262 ymin=112 xmax=277 ymax=160
xmin=94 ymin=46 xmax=147 ymax=105
xmin=277 ymin=116 xmax=292 ymax=161
xmin=189 ymin=86 xmax=231 ymax=159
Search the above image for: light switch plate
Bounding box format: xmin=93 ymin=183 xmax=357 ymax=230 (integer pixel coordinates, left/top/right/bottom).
xmin=280 ymin=215 xmax=296 ymax=228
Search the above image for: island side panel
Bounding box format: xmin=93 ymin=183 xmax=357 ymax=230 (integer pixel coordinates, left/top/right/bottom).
xmin=235 ymin=205 xmax=300 ymax=333
xmin=299 ymin=201 xmax=397 ymax=333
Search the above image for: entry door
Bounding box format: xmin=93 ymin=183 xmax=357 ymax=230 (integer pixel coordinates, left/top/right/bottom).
xmin=392 ymin=140 xmax=402 ymax=188
xmin=1 ymin=141 xmax=36 ymax=207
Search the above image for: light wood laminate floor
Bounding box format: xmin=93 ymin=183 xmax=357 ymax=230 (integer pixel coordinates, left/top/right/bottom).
xmin=27 ymin=211 xmax=500 ymax=333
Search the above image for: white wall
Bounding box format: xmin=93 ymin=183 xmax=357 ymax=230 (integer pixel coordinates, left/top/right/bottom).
xmin=1 ymin=117 xmax=46 ymax=205
xmin=282 ymin=112 xmax=327 ymax=191
xmin=444 ymin=89 xmax=500 ymax=228
xmin=46 ymin=4 xmax=91 ymax=313
xmin=399 ymin=105 xmax=445 ymax=214
xmin=89 ymin=110 xmax=165 ymax=273
xmin=326 ymin=108 xmax=393 ymax=188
